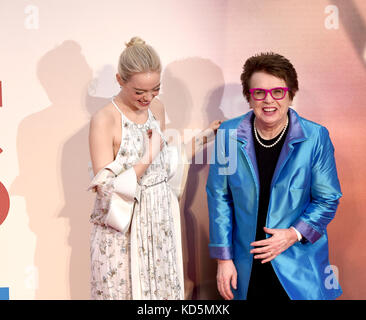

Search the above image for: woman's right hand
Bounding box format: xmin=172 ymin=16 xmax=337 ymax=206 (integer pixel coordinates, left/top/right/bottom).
xmin=143 ymin=129 xmax=164 ymax=164
xmin=216 ymin=259 xmax=237 ymax=300
xmin=133 ymin=129 xmax=164 ymax=179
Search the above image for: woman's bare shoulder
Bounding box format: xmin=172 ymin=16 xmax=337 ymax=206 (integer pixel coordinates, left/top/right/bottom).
xmin=90 ymin=102 xmax=117 ymax=128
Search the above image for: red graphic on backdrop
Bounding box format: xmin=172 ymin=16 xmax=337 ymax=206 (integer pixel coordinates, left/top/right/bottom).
xmin=0 ymin=147 xmax=10 ymax=224
xmin=0 ymin=182 xmax=10 ymax=225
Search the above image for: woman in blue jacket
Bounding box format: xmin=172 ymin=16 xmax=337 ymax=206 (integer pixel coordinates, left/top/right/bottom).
xmin=206 ymin=52 xmax=342 ymax=300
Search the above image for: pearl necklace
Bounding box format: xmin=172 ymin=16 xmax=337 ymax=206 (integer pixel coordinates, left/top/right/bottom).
xmin=254 ymin=117 xmax=288 ymax=148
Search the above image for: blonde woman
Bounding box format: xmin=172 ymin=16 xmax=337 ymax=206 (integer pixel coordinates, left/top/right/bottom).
xmin=88 ymin=37 xmax=220 ymax=300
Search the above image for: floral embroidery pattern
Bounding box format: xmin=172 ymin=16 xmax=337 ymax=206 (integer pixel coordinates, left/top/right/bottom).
xmin=90 ymin=108 xmax=181 ymax=300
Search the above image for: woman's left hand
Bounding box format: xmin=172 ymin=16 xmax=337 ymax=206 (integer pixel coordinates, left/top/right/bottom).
xmin=250 ymin=227 xmax=298 ymax=263
xmin=208 ymin=120 xmax=222 ymax=134
xmin=201 ymin=120 xmax=222 ymax=145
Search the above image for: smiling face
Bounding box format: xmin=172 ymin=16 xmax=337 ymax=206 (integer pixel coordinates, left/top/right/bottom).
xmin=249 ymin=71 xmax=292 ymax=130
xmin=118 ymin=71 xmax=161 ymax=111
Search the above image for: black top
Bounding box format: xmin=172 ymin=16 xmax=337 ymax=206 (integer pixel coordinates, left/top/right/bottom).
xmin=246 ymin=114 xmax=290 ymax=300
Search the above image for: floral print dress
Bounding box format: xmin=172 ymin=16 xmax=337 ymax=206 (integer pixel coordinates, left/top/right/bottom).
xmin=89 ymin=100 xmax=183 ymax=300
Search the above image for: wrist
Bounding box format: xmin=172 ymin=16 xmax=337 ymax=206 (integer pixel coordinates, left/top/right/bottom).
xmin=217 ymin=259 xmax=232 ymax=265
xmin=289 ymin=227 xmax=301 ymax=242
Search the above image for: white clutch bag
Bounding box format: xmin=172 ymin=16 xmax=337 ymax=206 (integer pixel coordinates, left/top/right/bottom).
xmin=88 ymin=142 xmax=189 ymax=233
xmin=105 ymin=192 xmax=136 ymax=233
xmin=107 ymin=166 xmax=138 ymax=233
xmin=88 ymin=162 xmax=138 ymax=234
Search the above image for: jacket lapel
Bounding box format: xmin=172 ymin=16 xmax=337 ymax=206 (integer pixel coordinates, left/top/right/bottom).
xmin=233 ymin=111 xmax=260 ymax=188
xmin=231 ymin=109 xmax=307 ymax=190
xmin=270 ymin=108 xmax=307 ymax=189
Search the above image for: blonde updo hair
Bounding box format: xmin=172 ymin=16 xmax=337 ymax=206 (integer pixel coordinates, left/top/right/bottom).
xmin=118 ymin=36 xmax=162 ymax=82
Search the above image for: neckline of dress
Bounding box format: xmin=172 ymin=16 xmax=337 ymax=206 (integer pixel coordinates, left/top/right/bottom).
xmin=111 ymin=97 xmax=151 ymax=126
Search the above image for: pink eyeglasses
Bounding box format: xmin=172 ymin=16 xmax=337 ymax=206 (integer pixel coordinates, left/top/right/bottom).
xmin=249 ymin=87 xmax=289 ymax=101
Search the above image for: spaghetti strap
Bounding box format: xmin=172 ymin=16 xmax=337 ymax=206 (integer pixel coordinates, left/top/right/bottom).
xmin=112 ymin=97 xmax=150 ymax=127
xmin=148 ymin=108 xmax=156 ymax=121
xmin=111 ymin=98 xmax=125 ymax=157
xmin=111 ymin=98 xmax=127 ymax=130
xmin=111 ymin=98 xmax=124 ymax=117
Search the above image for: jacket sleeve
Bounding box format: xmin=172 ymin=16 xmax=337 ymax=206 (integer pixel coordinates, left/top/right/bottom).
xmin=206 ymin=128 xmax=234 ymax=260
xmin=292 ymin=126 xmax=342 ymax=244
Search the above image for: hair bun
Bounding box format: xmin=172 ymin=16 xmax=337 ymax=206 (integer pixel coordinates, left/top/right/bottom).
xmin=125 ymin=36 xmax=146 ymax=48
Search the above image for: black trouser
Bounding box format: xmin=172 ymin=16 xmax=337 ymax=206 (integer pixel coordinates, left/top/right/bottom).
xmin=247 ymin=255 xmax=289 ymax=300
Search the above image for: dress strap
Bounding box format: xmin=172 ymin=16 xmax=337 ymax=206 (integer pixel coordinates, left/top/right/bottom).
xmin=148 ymin=109 xmax=160 ymax=132
xmin=147 ymin=108 xmax=156 ymax=121
xmin=111 ymin=98 xmax=125 ymax=127
xmin=111 ymin=98 xmax=126 ymax=158
xmin=148 ymin=108 xmax=167 ymax=144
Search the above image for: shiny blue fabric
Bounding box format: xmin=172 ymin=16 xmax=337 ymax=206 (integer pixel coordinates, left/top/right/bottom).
xmin=206 ymin=109 xmax=342 ymax=300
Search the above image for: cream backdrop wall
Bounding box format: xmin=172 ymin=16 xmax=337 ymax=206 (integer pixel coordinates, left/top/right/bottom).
xmin=0 ymin=0 xmax=365 ymax=299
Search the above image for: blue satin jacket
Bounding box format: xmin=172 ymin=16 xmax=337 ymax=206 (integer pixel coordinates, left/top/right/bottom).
xmin=206 ymin=109 xmax=342 ymax=300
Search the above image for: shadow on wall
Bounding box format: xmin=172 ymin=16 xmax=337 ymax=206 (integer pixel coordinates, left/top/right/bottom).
xmin=293 ymin=0 xmax=366 ymax=293
xmin=160 ymin=57 xmax=227 ymax=299
xmin=332 ymin=0 xmax=366 ymax=68
xmin=325 ymin=1 xmax=366 ymax=298
xmin=11 ymin=40 xmax=108 ymax=299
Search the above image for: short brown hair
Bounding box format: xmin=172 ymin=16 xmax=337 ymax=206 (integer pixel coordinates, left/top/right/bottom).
xmin=240 ymin=52 xmax=299 ymax=102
